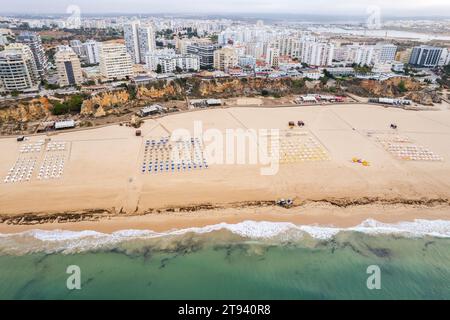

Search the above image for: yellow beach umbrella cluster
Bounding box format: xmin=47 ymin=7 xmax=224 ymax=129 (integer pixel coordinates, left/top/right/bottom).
xmin=269 ymin=134 xmax=329 ymax=164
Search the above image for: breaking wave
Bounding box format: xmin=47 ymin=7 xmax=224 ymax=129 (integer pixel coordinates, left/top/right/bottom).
xmin=1 ymin=219 xmax=450 ymax=255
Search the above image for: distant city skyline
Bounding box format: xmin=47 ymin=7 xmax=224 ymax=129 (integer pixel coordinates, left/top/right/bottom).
xmin=1 ymin=0 xmax=450 ymax=17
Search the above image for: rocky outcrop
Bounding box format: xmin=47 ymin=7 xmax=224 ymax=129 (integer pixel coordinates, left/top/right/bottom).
xmin=405 ymin=90 xmax=442 ymax=106
xmin=0 ymin=97 xmax=52 ymax=123
xmin=80 ymin=90 xmax=130 ymax=117
xmin=138 ymin=82 xmax=182 ymax=100
xmin=193 ymin=78 xmax=307 ymax=97
xmin=347 ymin=77 xmax=423 ymax=98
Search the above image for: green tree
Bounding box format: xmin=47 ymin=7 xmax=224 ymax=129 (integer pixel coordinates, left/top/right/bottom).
xmin=209 ymin=34 xmax=219 ymax=43
xmin=156 ymin=64 xmax=163 ymax=74
xmin=353 ymin=64 xmax=372 ymax=74
xmin=52 ymin=103 xmax=69 ymax=115
xmin=83 ymin=80 xmax=96 ymax=86
xmin=398 ymin=80 xmax=407 ymax=93
xmin=46 ymin=83 xmax=60 ymax=90
xmin=320 ymin=76 xmax=329 ymax=86
xmin=444 ymin=65 xmax=450 ymax=75
xmin=66 ymin=95 xmax=84 ymax=112
xmin=128 ymin=85 xmax=137 ymax=100
xmin=292 ymin=79 xmax=305 ymax=87
xmin=323 ymin=69 xmax=335 ymax=79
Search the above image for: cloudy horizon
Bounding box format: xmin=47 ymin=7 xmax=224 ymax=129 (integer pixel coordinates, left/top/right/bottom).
xmin=0 ymin=0 xmax=450 ymax=17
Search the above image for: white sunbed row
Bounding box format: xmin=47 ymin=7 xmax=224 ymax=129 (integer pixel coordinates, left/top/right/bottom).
xmin=4 ymin=158 xmax=37 ymax=183
xmin=46 ymin=142 xmax=67 ymax=152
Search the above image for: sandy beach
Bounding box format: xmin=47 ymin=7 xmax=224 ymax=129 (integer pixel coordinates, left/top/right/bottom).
xmin=1 ymin=104 xmax=450 ymax=233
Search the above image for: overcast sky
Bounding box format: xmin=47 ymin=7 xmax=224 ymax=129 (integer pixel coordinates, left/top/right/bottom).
xmin=1 ymin=0 xmax=450 ymax=16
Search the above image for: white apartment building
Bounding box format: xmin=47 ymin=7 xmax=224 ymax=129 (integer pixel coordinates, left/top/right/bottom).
xmin=0 ymin=43 xmax=40 ymax=92
xmin=274 ymin=37 xmax=300 ymax=59
xmin=0 ymin=29 xmax=11 ymax=46
xmin=69 ymin=40 xmax=84 ymax=56
xmin=438 ymin=48 xmax=450 ymax=66
xmin=99 ymin=43 xmax=133 ymax=80
xmin=83 ymin=40 xmax=100 ymax=65
xmin=175 ymin=55 xmax=200 ymax=72
xmin=0 ymin=35 xmax=7 ymax=46
xmin=124 ymin=21 xmax=156 ymax=64
xmin=374 ymin=43 xmax=397 ymax=64
xmin=238 ymin=55 xmax=256 ymax=68
xmin=213 ymin=47 xmax=239 ymax=71
xmin=333 ymin=46 xmax=349 ymax=62
xmin=137 ymin=25 xmax=157 ymax=64
xmin=145 ymin=50 xmax=200 ymax=73
xmin=156 ymin=58 xmax=176 ymax=74
xmin=219 ymin=28 xmax=255 ymax=45
xmin=55 ymin=46 xmax=83 ymax=87
xmin=409 ymin=45 xmax=444 ymax=67
xmin=301 ymin=41 xmax=334 ymax=67
xmin=302 ymin=69 xmax=323 ymax=80
xmin=186 ymin=43 xmax=220 ymax=69
xmin=16 ymin=31 xmax=48 ymax=76
xmin=123 ymin=21 xmax=140 ymax=63
xmin=333 ymin=43 xmax=394 ymax=66
xmin=245 ymin=42 xmax=264 ymax=59
xmin=175 ymin=38 xmax=191 ymax=55
xmin=392 ymin=62 xmax=405 ymax=72
xmin=347 ymin=45 xmax=375 ymax=66
xmin=233 ymin=45 xmax=246 ymax=57
xmin=266 ymin=47 xmax=280 ymax=68
xmin=175 ymin=38 xmax=212 ymax=55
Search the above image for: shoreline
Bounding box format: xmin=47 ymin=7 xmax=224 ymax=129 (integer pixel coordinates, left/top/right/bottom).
xmin=1 ymin=199 xmax=449 ymax=234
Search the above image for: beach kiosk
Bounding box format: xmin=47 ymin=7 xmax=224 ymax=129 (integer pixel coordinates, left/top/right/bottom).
xmin=54 ymin=120 xmax=75 ymax=130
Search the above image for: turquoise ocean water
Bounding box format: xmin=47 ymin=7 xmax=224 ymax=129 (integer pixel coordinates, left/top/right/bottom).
xmin=0 ymin=219 xmax=449 ymax=300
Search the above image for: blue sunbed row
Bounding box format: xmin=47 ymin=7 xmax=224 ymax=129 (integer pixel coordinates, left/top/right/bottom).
xmin=141 ymin=162 xmax=209 ymax=173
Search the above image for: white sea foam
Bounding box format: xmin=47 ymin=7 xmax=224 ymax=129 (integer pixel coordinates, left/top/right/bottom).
xmin=1 ymin=219 xmax=450 ymax=255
